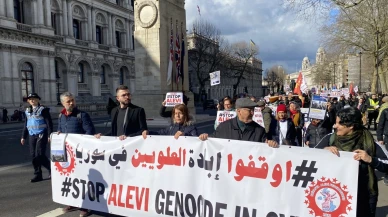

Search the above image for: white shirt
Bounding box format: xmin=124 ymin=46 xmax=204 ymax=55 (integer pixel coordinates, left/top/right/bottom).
xmin=279 ymin=121 xmax=288 ymax=146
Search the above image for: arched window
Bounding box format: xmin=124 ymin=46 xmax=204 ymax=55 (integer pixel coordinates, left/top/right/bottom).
xmin=21 ymin=62 xmax=34 ymax=101
xmin=78 ymin=63 xmax=84 ymax=83
xmin=115 ymin=31 xmax=121 ymax=48
xmin=100 ymin=66 xmax=106 ymax=84
xmin=119 ymin=68 xmax=124 ymax=85
xmin=96 ymin=25 xmax=103 ymax=44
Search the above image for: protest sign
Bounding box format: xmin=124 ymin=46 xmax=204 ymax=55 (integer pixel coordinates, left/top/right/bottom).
xmin=253 ymin=107 xmax=265 ymax=128
xmin=52 ymin=134 xmax=359 ymax=217
xmin=215 ymin=110 xmax=236 ymax=128
xmin=309 ymin=95 xmax=328 ymax=120
xmin=165 ymin=92 xmax=183 ymax=107
xmin=210 ymin=71 xmax=220 ymax=86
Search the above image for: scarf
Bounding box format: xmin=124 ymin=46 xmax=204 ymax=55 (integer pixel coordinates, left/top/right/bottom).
xmin=329 ymin=128 xmax=377 ymax=195
xmin=290 ymin=109 xmax=300 ymax=127
xmin=377 ymin=102 xmax=388 ymax=123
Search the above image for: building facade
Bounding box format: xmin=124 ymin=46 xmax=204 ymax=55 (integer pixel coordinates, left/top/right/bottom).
xmin=0 ymin=0 xmax=135 ymax=113
xmin=287 ymin=47 xmax=347 ymax=92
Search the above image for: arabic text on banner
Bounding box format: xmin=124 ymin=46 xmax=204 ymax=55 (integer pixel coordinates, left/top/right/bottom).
xmin=52 ymin=134 xmax=358 ymax=217
xmin=165 ymin=92 xmax=183 ymax=107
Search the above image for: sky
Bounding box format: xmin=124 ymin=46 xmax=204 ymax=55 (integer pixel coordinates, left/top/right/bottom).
xmin=185 ymin=0 xmax=322 ymax=75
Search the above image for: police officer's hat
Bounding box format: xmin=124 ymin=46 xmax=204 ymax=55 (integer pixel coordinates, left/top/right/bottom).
xmin=27 ymin=93 xmax=41 ymax=100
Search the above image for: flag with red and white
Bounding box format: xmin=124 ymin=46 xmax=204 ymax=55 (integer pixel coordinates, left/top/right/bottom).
xmin=166 ymin=23 xmax=174 ymax=86
xmin=175 ymin=29 xmax=181 ymax=84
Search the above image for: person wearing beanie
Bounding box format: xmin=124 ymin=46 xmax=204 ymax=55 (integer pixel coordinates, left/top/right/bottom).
xmin=268 ymin=104 xmax=297 ymax=146
xmin=199 ymin=98 xmax=278 ymax=148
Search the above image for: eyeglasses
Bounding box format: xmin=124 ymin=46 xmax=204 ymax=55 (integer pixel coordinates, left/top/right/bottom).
xmin=118 ymin=93 xmax=131 ymax=98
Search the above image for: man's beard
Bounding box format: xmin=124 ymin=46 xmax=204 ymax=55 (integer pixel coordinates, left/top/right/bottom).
xmin=66 ymin=106 xmax=74 ymax=112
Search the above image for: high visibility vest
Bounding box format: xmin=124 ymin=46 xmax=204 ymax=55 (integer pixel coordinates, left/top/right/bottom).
xmin=368 ymin=99 xmax=379 ymax=111
xmin=25 ymin=106 xmax=47 ymax=135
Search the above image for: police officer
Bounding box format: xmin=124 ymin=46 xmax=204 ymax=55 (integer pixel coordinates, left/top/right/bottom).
xmin=21 ymin=93 xmax=53 ymax=183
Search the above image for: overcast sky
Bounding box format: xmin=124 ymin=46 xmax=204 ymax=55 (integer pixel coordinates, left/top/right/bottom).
xmin=185 ymin=0 xmax=323 ymax=75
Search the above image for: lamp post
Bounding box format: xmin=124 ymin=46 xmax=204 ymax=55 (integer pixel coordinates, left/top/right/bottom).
xmin=359 ymin=51 xmax=362 ymax=92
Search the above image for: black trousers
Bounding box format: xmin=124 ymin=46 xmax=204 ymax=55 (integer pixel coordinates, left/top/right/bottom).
xmin=29 ymin=132 xmax=50 ymax=176
xmin=368 ymin=111 xmax=378 ymax=129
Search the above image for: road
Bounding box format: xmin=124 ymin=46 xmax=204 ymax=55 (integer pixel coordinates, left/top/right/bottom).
xmin=0 ymin=109 xmax=387 ymax=217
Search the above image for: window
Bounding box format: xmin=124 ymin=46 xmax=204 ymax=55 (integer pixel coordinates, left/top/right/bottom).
xmin=73 ymin=19 xmax=81 ymax=39
xmin=100 ymin=66 xmax=106 ymax=84
xmin=131 ymin=0 xmax=134 ymax=7
xmin=21 ymin=62 xmax=34 ymax=101
xmin=119 ymin=68 xmax=124 ymax=85
xmin=116 ymin=0 xmax=121 ymax=6
xmin=78 ymin=63 xmax=84 ymax=83
xmin=96 ymin=25 xmax=102 ymax=44
xmin=132 ymin=35 xmax=134 ymax=50
xmin=115 ymin=31 xmax=121 ymax=48
xmin=14 ymin=0 xmax=23 ymax=23
xmin=51 ymin=13 xmax=57 ymax=35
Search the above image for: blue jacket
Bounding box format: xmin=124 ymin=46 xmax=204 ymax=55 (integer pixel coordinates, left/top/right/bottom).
xmin=150 ymin=123 xmax=198 ymax=137
xmin=57 ymin=108 xmax=95 ymax=135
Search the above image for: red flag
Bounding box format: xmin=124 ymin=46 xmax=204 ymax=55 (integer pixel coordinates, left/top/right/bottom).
xmin=293 ymin=72 xmax=302 ymax=95
xmin=349 ymin=83 xmax=354 ymax=95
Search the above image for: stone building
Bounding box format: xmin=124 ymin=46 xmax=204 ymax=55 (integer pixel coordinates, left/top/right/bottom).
xmin=0 ymin=0 xmax=135 ymax=113
xmin=187 ymin=33 xmax=263 ymax=102
xmin=287 ymin=47 xmax=347 ymax=91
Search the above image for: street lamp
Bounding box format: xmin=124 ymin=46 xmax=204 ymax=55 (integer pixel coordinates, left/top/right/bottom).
xmin=359 ymin=51 xmax=362 ymax=92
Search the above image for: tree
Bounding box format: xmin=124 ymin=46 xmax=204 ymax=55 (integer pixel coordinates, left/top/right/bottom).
xmin=283 ymin=0 xmax=366 ymax=20
xmin=265 ymin=65 xmax=286 ymax=93
xmin=320 ymin=0 xmax=388 ymax=93
xmin=188 ymin=19 xmax=230 ymax=99
xmin=226 ymin=41 xmax=260 ymax=96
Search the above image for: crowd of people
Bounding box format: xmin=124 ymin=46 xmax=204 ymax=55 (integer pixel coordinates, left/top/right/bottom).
xmin=20 ymin=86 xmax=388 ymax=217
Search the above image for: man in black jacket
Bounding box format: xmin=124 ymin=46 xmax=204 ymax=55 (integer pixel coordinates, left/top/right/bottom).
xmin=199 ymin=98 xmax=278 ymax=147
xmin=96 ymin=85 xmax=147 ymax=140
xmin=377 ymin=96 xmax=388 ymax=185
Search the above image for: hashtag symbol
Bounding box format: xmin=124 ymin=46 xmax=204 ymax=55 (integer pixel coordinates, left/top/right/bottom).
xmin=292 ymin=160 xmax=318 ymax=188
xmin=61 ymin=177 xmax=72 ymax=197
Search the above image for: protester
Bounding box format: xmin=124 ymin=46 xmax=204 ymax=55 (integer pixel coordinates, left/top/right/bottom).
xmin=304 ymin=118 xmax=331 ymax=148
xmin=289 ymin=102 xmax=304 ymax=146
xmin=58 ymin=92 xmax=96 ymax=217
xmin=143 ymin=104 xmax=197 ymax=139
xmin=257 ymin=100 xmax=273 ymax=134
xmin=377 ymin=96 xmax=388 ymax=185
xmin=269 ymin=104 xmax=297 ymax=146
xmin=366 ymin=93 xmax=380 ymax=130
xmin=214 ymin=97 xmax=235 ymax=129
xmin=95 ymin=85 xmax=147 ymax=140
xmin=199 ymin=98 xmax=278 ymax=148
xmin=21 ymin=93 xmax=53 ymax=183
xmin=315 ymin=107 xmax=388 ymax=217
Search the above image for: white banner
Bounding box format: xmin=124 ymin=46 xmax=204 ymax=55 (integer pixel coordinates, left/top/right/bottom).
xmin=215 ymin=111 xmax=236 ymax=127
xmin=165 ymin=92 xmax=183 ymax=107
xmin=253 ymin=107 xmax=265 ymax=128
xmin=210 ymin=71 xmax=221 ymax=86
xmin=52 ymin=134 xmax=359 ymax=217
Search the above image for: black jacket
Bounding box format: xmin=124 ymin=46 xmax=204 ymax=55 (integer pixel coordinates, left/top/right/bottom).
xmin=107 ymin=104 xmax=148 ymax=137
xmin=304 ymin=121 xmax=331 ymax=147
xmin=315 ymin=133 xmax=388 ymax=216
xmin=269 ymin=119 xmax=297 ymax=146
xmin=377 ymin=108 xmax=388 ymax=141
xmin=150 ymin=123 xmax=198 ymax=137
xmin=159 ymin=106 xmax=172 ymax=118
xmin=212 ymin=117 xmax=267 ymax=142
